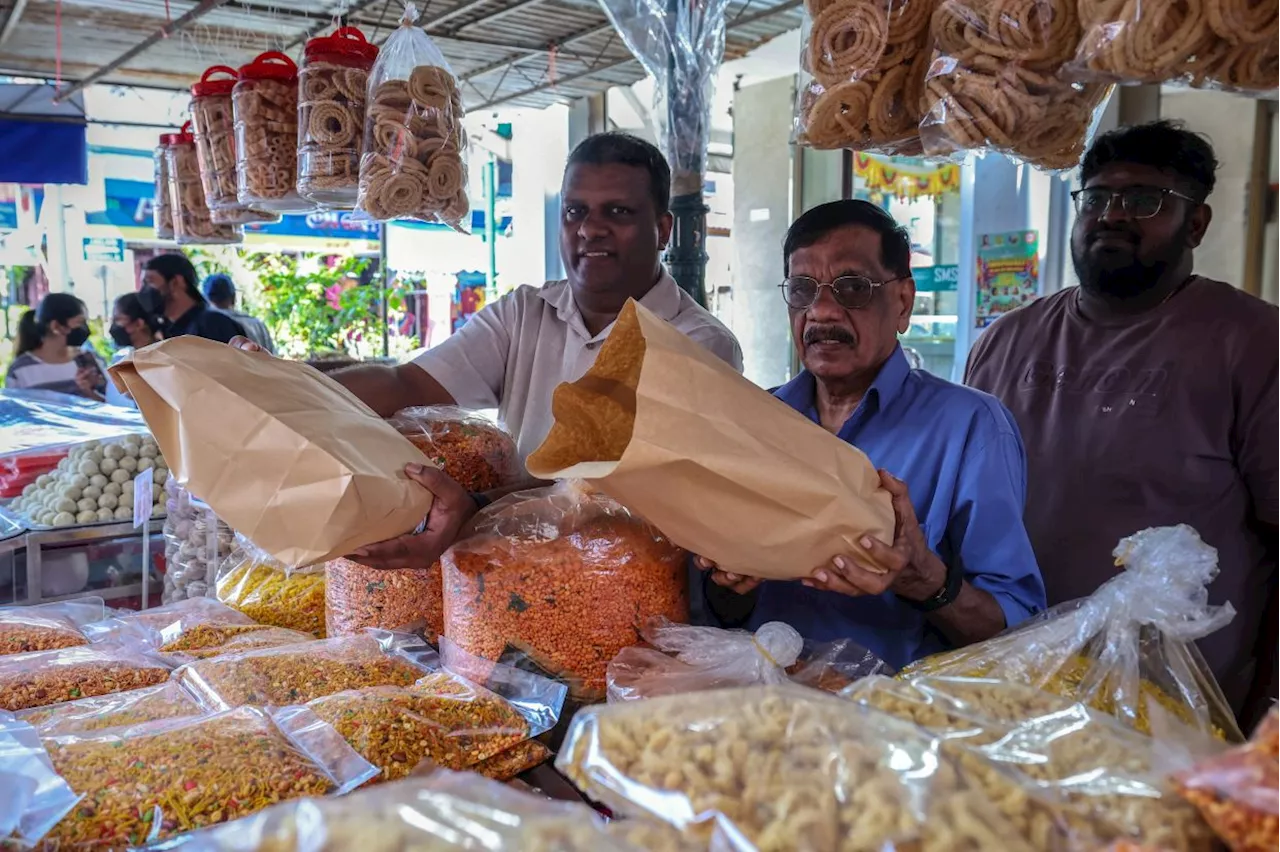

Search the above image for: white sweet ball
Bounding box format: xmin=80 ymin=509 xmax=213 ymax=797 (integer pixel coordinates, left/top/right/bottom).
xmin=89 ymin=448 xmax=104 ymax=463
xmin=98 ymin=457 xmax=119 ymax=475
xmin=118 ymin=487 xmax=134 ymax=507
xmin=38 ymin=511 xmax=56 ymax=526
xmin=89 ymin=474 xmax=108 ymax=488
xmin=119 ymin=457 xmax=139 ymax=473
xmin=110 ymin=469 xmax=132 ymax=484
xmin=96 ymin=507 xmax=115 ymax=522
xmin=139 ymin=444 xmax=159 ymax=460
xmin=114 ymin=506 xmax=132 ymax=521
xmin=136 ymin=458 xmax=155 ymax=472
xmin=55 ymin=499 xmax=77 ymax=514
xmin=154 ymin=468 xmax=169 ymax=486
xmin=103 ymin=482 xmax=122 ymax=497
xmin=77 ymin=498 xmax=98 ymax=514
xmin=36 ymin=474 xmax=53 ymax=488
xmin=103 ymin=444 xmax=126 ymax=461
xmin=21 ymin=483 xmax=37 ymax=498
xmin=122 ymin=435 xmax=142 ymax=448
xmin=76 ymin=510 xmax=98 ymax=524
xmin=152 ymin=483 xmax=165 ymax=502
xmin=84 ymin=440 xmax=100 ymax=450
xmin=69 ymin=474 xmax=89 ymax=489
xmin=53 ymin=512 xmax=76 ymax=527
xmin=98 ymin=494 xmax=119 ymax=510
xmin=82 ymin=485 xmax=103 ymax=501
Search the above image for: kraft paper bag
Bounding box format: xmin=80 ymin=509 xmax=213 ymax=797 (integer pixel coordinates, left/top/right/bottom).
xmin=527 ymin=300 xmax=895 ymax=580
xmin=110 ymin=336 xmax=434 ymax=567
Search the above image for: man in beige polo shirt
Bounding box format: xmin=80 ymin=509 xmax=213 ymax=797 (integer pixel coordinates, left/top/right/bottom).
xmin=238 ymin=132 xmax=742 ymax=567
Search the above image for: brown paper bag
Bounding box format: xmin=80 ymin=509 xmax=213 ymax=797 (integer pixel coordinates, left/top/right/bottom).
xmin=110 ymin=336 xmax=434 ymax=567
xmin=527 ymin=300 xmax=895 ymax=580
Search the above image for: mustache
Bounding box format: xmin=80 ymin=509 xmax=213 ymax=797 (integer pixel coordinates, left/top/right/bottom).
xmin=1086 ymin=225 xmax=1139 ymax=244
xmin=803 ymin=325 xmax=857 ymax=346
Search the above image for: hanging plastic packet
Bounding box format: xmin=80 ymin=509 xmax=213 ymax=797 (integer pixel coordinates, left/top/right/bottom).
xmin=164 ymin=121 xmax=244 ymax=245
xmin=153 ymin=133 xmax=176 ymax=240
xmin=298 ymin=26 xmax=379 ymax=207
xmin=1175 ymin=707 xmax=1278 ymax=852
xmin=794 ymin=0 xmax=933 ymax=155
xmin=356 ymin=3 xmax=470 ymax=229
xmin=0 ymin=598 xmax=105 ymax=656
xmin=901 ymin=525 xmax=1243 ymax=741
xmin=233 ymin=51 xmax=310 ymax=213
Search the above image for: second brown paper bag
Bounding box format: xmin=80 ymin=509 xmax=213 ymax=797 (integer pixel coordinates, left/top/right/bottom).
xmin=527 ymin=300 xmax=895 ymax=580
xmin=110 ymin=336 xmax=434 ymax=567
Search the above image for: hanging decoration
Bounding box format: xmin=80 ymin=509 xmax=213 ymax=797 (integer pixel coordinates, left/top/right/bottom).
xmin=853 ymin=152 xmax=960 ymax=201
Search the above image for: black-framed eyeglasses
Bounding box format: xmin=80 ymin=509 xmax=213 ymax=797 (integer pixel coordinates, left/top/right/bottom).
xmin=780 ymin=275 xmax=904 ymax=310
xmin=1070 ymin=185 xmax=1199 ymax=220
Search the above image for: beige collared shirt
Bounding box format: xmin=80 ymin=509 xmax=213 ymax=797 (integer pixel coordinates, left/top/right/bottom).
xmin=412 ymin=272 xmax=744 ymax=461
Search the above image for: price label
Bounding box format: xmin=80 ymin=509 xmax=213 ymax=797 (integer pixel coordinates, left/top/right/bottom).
xmin=133 ymin=467 xmax=154 ymax=529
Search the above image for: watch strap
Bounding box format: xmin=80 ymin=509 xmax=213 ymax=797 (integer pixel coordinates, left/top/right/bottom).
xmin=905 ymin=559 xmax=963 ymax=613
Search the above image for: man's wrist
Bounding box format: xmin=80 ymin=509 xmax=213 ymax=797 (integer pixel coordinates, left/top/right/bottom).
xmin=895 ymin=555 xmax=948 ymax=602
xmin=468 ymin=492 xmax=492 ymax=512
xmin=901 ymin=557 xmax=963 ymax=613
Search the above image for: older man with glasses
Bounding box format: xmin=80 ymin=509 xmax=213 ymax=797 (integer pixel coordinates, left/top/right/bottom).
xmin=697 ymin=199 xmax=1046 ymax=669
xmin=966 ymin=120 xmax=1278 ymax=731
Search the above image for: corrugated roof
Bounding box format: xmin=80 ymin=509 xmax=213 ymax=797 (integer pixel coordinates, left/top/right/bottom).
xmin=0 ymin=0 xmax=803 ymax=110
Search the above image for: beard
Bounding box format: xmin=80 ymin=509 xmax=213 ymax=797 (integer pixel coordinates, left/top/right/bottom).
xmin=1072 ymin=219 xmax=1190 ymax=300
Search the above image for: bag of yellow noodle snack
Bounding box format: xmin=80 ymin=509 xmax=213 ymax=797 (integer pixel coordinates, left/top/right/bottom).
xmin=216 ymin=534 xmax=327 ymax=637
xmin=901 ymin=525 xmax=1242 ymax=741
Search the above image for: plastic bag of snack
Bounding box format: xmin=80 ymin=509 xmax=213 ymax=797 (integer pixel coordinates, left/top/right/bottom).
xmin=177 ymin=629 xmax=435 ymax=711
xmin=325 ymin=555 xmax=442 ymax=640
xmin=793 ymin=0 xmax=933 ymax=154
xmin=233 ymin=51 xmax=309 ymax=213
xmin=153 ymin=136 xmax=176 ymax=240
xmin=216 ymin=535 xmax=327 ymax=636
xmin=0 ymin=641 xmax=171 ymax=712
xmin=606 ymin=618 xmax=892 ymax=702
xmin=15 ymin=680 xmax=203 ymax=736
xmin=164 ymin=480 xmax=235 ymax=603
xmin=0 ymin=711 xmax=80 ymax=845
xmin=356 ymin=3 xmax=470 ymax=228
xmin=298 ymin=26 xmax=378 ymax=206
xmin=919 ymin=0 xmax=1113 ymax=170
xmin=389 ymin=406 xmax=520 ymax=491
xmin=1174 ymin=707 xmax=1278 ymax=852
xmin=901 ymin=525 xmax=1242 ymax=741
xmin=37 ymin=704 xmax=375 ymax=848
xmin=442 ymin=480 xmax=688 ymax=700
xmin=0 ymin=597 xmax=105 ymax=656
xmin=164 ymin=121 xmax=243 ymax=245
xmin=473 ymin=739 xmax=553 ymax=781
xmin=849 ymin=674 xmax=1218 ymax=852
xmin=139 ymin=771 xmax=698 ymax=852
xmin=559 ymin=683 xmax=1039 ymax=850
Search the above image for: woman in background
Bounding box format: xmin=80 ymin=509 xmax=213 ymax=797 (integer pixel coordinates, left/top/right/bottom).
xmin=104 ymin=292 xmax=160 ymax=408
xmin=4 ymin=293 xmax=105 ymax=399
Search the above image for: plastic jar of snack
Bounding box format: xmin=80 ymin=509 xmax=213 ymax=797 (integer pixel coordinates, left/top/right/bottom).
xmin=233 ymin=51 xmax=309 ymax=212
xmin=299 ymin=26 xmax=378 ymax=207
xmin=163 ymin=122 xmax=243 ymax=246
xmin=192 ymin=65 xmax=283 ymax=227
xmin=153 ymin=136 xmax=175 ymax=241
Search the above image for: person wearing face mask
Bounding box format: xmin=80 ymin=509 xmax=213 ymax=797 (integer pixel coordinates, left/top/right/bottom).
xmin=5 ymin=293 xmax=106 ymax=399
xmin=103 ymin=293 xmax=161 ymax=408
xmin=141 ymin=253 xmax=246 ymax=344
xmin=965 ymin=121 xmax=1278 ymax=731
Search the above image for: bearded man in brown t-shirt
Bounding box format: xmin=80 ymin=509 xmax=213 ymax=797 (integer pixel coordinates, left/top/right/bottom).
xmin=966 ymin=120 xmax=1278 ymax=731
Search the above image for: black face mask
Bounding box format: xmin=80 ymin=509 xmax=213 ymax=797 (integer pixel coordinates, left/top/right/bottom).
xmin=109 ymin=323 xmax=133 ymax=348
xmin=137 ymin=284 xmax=166 ymax=316
xmin=64 ymin=326 xmax=90 ymax=348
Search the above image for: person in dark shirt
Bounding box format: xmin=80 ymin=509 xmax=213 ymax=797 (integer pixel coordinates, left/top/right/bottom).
xmin=965 ymin=120 xmax=1278 ymax=731
xmin=140 ymin=253 xmax=245 ymax=344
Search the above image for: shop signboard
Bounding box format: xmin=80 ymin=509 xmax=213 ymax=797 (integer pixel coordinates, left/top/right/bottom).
xmin=975 ymin=230 xmax=1038 ymax=328
xmin=912 ymin=264 xmax=958 ymax=292
xmin=82 ymin=237 xmax=125 ymax=263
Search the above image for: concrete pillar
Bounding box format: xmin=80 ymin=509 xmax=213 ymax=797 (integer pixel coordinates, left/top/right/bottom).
xmin=730 ymin=75 xmax=795 ymax=388
xmin=799 ymin=147 xmax=844 ymax=213
xmin=568 ymin=94 xmax=608 ymax=148
xmin=508 ymin=105 xmax=570 ymax=286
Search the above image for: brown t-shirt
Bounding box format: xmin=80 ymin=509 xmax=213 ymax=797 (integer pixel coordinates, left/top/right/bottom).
xmin=965 ymin=277 xmax=1278 ymax=712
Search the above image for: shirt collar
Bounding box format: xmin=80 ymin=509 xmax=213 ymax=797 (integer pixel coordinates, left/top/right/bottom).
xmin=774 ymin=344 xmax=913 ymax=421
xmin=540 ymin=268 xmax=683 ymax=343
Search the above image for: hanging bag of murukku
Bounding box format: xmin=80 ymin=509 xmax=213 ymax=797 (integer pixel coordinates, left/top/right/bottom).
xmin=356 ymin=2 xmax=471 ymax=229
xmin=918 ymin=0 xmax=1113 ymax=170
xmin=191 ymin=65 xmax=279 ymax=227
xmin=233 ymin=51 xmax=311 ymax=213
xmin=794 ymin=0 xmax=935 ymax=155
xmin=164 ymin=121 xmax=243 ymax=245
xmin=900 ymin=525 xmax=1244 ymax=742
xmin=298 ymin=26 xmax=379 ymax=207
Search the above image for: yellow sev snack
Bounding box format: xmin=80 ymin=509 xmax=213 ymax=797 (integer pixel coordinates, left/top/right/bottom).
xmin=16 ymin=681 xmax=203 ymax=735
xmin=216 ymin=542 xmax=327 ymax=637
xmin=38 ymin=705 xmax=376 ymax=849
xmin=0 ymin=643 xmax=171 ymax=712
xmin=901 ymin=526 xmax=1242 ymax=741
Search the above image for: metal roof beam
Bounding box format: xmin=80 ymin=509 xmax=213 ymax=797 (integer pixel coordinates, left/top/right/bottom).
xmin=460 ymin=20 xmax=614 ymax=83
xmin=424 ymin=0 xmax=543 ymax=33
xmin=0 ymin=0 xmax=30 ymax=48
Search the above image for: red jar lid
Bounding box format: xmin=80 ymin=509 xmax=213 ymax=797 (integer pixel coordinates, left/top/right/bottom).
xmin=159 ymin=120 xmax=194 ymax=145
xmin=238 ymin=50 xmax=298 ymax=82
xmin=304 ymin=26 xmax=378 ymax=64
xmin=191 ymin=65 xmax=238 ymax=98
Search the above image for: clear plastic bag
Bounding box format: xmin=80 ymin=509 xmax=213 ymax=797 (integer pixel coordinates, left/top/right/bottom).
xmin=356 ymin=3 xmax=470 ymax=228
xmin=325 ymin=555 xmax=442 ymax=640
xmin=153 ymin=138 xmax=175 ymax=240
xmin=901 ymin=525 xmax=1242 ymax=741
xmin=473 ymin=738 xmax=554 ymax=781
xmin=165 ymin=122 xmax=244 ymax=245
xmin=558 ymin=683 xmax=1039 ymax=851
xmin=1174 ymin=707 xmax=1278 ymax=852
xmin=177 ymin=629 xmax=435 ymax=711
xmin=37 ymin=705 xmax=376 ymax=848
xmin=794 ymin=0 xmax=932 ymax=154
xmin=298 ymin=26 xmax=379 ymax=206
xmin=0 ymin=598 xmax=105 ymax=656
xmin=141 ymin=771 xmax=697 ymax=851
xmin=233 ymin=51 xmax=309 ymax=213
xmin=389 ymin=406 xmax=520 ymax=492
xmin=606 ymin=618 xmax=892 ymax=702
xmin=919 ymin=0 xmax=1113 ymax=170
xmin=442 ymin=481 xmax=688 ymax=699
xmin=0 ymin=642 xmax=171 ymax=712
xmin=0 ymin=711 xmax=80 ymax=845
xmin=15 ymin=680 xmax=204 ymax=735
xmin=215 ymin=534 xmax=327 ymax=636
xmin=163 ymin=483 xmax=234 ymax=603
xmin=849 ymin=675 xmax=1220 ymax=852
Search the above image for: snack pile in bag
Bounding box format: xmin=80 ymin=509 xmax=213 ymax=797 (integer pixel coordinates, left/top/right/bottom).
xmin=389 ymin=406 xmax=519 ymax=491
xmin=442 ymin=480 xmax=688 ymax=699
xmin=0 ymin=598 xmax=105 ymax=656
xmin=606 ymin=618 xmax=891 ymax=702
xmin=0 ymin=642 xmax=171 ymax=712
xmin=325 ymin=554 xmax=442 ymax=640
xmin=0 ymin=711 xmax=79 ymax=846
xmin=901 ymin=525 xmax=1242 ymax=740
xmin=216 ymin=535 xmax=327 ymax=637
xmin=16 ymin=680 xmax=205 ymax=736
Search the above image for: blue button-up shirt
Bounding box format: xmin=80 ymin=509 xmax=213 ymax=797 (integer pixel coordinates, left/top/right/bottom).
xmin=746 ymin=346 xmax=1046 ymax=669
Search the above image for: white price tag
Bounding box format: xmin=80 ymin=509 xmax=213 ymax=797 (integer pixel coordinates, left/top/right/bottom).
xmin=133 ymin=467 xmax=154 ymax=529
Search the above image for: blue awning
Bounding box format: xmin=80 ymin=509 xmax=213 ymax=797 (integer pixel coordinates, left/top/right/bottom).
xmin=0 ymin=120 xmax=87 ymax=186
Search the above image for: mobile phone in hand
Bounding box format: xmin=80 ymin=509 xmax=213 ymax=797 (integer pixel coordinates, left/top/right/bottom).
xmin=74 ymin=352 xmax=105 ymax=385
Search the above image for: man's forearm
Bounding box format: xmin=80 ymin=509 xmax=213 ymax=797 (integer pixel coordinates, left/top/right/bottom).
xmin=925 ymin=581 xmax=1006 ymax=647
xmin=332 ymin=362 xmax=453 ymax=417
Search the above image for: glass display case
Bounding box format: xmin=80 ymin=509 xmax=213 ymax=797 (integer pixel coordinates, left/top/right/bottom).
xmin=0 ymin=520 xmax=165 ymax=608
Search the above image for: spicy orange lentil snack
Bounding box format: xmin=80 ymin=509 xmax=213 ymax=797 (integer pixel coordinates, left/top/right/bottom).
xmin=391 ymin=406 xmax=520 ymax=492
xmin=178 ymin=633 xmax=428 ymax=711
xmin=216 ymin=553 xmax=327 ymax=637
xmin=1174 ymin=708 xmax=1278 ymax=852
xmin=442 ymin=483 xmax=688 ymax=698
xmin=39 ymin=707 xmax=348 ymax=849
xmin=0 ymin=644 xmax=170 ymax=712
xmin=0 ymin=610 xmax=89 ymax=656
xmin=325 ymin=556 xmax=443 ymax=641
xmin=16 ymin=681 xmax=203 ymax=735
xmin=308 ymin=672 xmax=532 ymax=782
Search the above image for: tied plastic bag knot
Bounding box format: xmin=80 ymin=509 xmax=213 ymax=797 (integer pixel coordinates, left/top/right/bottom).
xmin=750 ymin=622 xmax=804 ymax=669
xmin=398 ymin=1 xmax=419 ymax=25
xmin=1107 ymin=525 xmax=1237 ymax=641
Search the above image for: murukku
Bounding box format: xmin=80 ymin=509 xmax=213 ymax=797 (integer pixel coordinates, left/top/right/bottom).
xmin=1070 ymin=0 xmax=1225 ymax=83
xmin=308 ymin=101 xmax=358 ymax=147
xmin=298 ymin=30 xmax=375 ymax=205
xmin=233 ymin=53 xmax=307 ymax=211
xmin=408 ymin=65 xmax=457 ymax=110
xmin=807 ymin=0 xmax=890 ymax=85
xmin=427 ymin=154 xmax=465 ymax=200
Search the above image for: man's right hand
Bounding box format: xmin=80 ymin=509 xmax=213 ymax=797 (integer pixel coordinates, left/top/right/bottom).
xmin=351 ymin=463 xmax=479 ymax=570
xmin=230 ymin=335 xmax=266 ymax=354
xmin=693 ymin=555 xmax=763 ymax=595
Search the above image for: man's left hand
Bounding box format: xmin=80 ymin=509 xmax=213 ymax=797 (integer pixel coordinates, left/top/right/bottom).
xmin=804 ymin=469 xmax=948 ymax=601
xmin=349 ymin=463 xmax=478 ymax=570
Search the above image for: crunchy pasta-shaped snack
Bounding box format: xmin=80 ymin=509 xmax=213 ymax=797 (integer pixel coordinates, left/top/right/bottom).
xmin=233 ymin=51 xmax=308 ymax=212
xmin=16 ymin=680 xmax=203 ymax=735
xmin=0 ymin=643 xmax=170 ymax=712
xmin=164 ymin=122 xmax=243 ymax=246
xmin=298 ymin=27 xmax=378 ymax=206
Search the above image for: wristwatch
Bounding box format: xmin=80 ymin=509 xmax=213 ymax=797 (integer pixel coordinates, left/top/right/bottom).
xmin=904 ymin=560 xmax=963 ymax=613
xmin=469 ymin=492 xmax=493 ymax=512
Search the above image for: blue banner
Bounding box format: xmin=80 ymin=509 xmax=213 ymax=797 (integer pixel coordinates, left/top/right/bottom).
xmin=0 ymin=120 xmax=87 ymax=186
